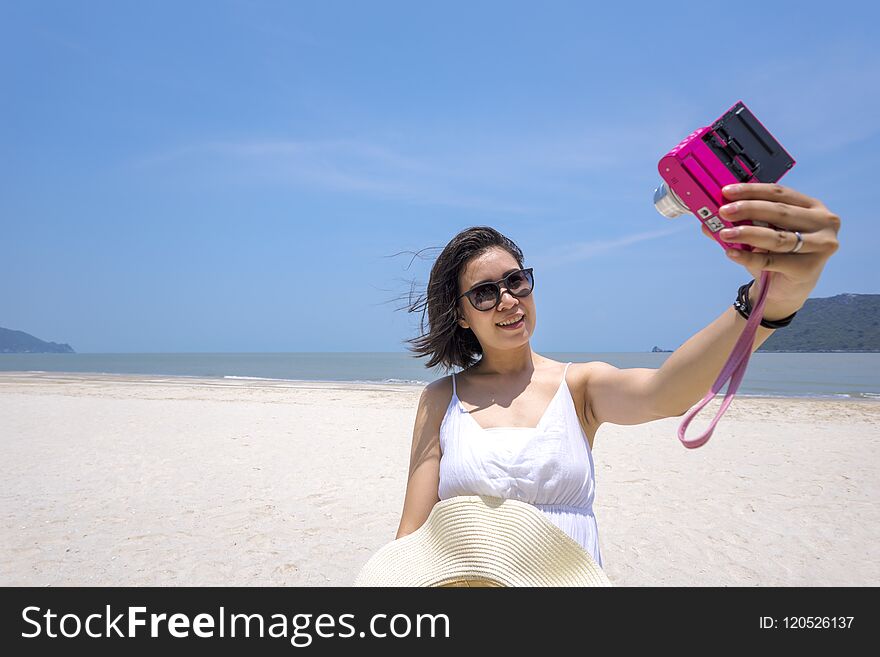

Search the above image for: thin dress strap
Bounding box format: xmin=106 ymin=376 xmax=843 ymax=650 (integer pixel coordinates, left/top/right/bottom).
xmin=454 ymin=365 xmax=568 ymax=396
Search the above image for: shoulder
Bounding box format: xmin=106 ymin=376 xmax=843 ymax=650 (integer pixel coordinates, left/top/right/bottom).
xmin=560 ymin=360 xmax=600 ymax=389
xmin=562 ymin=361 xmax=610 ymax=425
xmin=568 ymin=360 xmax=670 ymax=427
xmin=405 ymin=376 xmax=455 ymax=461
xmin=565 ymin=360 xmax=619 ymax=383
xmin=418 ymin=375 xmax=455 ymax=416
xmin=522 ymin=357 xmax=596 ymax=394
xmin=425 ymin=373 xmax=454 ymax=399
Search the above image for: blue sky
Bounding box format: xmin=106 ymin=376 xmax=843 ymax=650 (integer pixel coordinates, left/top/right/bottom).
xmin=2 ymin=0 xmax=878 ymax=353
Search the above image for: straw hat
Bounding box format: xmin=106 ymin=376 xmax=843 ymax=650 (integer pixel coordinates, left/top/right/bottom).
xmin=354 ymin=495 xmax=612 ymax=587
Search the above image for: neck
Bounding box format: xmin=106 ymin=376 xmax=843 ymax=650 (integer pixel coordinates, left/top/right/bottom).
xmin=470 ymin=344 xmax=544 ymax=377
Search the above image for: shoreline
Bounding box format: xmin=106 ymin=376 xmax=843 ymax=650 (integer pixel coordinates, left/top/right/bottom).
xmin=1 ymin=371 xmax=877 ymax=403
xmin=0 ymin=371 xmax=424 ymax=394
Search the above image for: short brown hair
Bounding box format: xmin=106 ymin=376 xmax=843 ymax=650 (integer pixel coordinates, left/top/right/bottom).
xmin=401 ymin=226 xmax=525 ymax=372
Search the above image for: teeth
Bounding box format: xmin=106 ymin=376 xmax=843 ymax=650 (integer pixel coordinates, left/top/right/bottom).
xmin=497 ymin=315 xmax=523 ymax=326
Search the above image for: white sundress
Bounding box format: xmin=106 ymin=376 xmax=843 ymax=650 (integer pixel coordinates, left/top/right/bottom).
xmin=438 ymin=361 xmax=603 ymax=568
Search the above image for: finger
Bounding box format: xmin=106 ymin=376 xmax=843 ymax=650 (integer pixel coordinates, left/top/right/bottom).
xmin=719 ymin=199 xmax=825 ymax=232
xmin=725 ymin=247 xmax=819 ymax=274
xmin=718 ymin=225 xmax=817 ymax=254
xmin=722 ymin=182 xmax=816 ymax=209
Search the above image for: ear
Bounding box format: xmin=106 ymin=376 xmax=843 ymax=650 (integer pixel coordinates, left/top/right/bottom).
xmin=455 ymin=301 xmax=470 ymax=329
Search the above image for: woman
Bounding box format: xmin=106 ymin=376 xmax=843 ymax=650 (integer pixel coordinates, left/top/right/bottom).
xmin=394 ymin=182 xmax=841 ymax=568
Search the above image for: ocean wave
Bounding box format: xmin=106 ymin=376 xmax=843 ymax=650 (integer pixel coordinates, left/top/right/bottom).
xmin=223 ymin=375 xmax=283 ymax=381
xmin=332 ymin=378 xmax=427 ymax=386
xmin=222 ymin=375 xmax=428 ymax=386
xmin=736 ymin=392 xmax=880 ymax=401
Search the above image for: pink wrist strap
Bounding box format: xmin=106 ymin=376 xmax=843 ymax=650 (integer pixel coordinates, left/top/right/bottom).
xmin=677 ymin=270 xmax=773 ymax=449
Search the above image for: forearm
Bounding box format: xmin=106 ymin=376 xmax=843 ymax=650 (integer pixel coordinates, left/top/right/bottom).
xmin=653 ymin=280 xmax=803 ymax=417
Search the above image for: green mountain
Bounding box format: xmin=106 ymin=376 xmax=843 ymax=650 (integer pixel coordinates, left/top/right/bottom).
xmin=0 ymin=327 xmax=75 ymax=353
xmin=758 ymin=293 xmax=879 ymax=352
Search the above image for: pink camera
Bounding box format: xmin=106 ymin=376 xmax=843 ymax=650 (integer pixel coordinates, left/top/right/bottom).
xmin=653 ymin=100 xmax=796 ymax=252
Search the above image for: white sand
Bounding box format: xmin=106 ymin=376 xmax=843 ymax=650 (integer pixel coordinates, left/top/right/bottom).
xmin=1 ymin=371 xmax=877 ymax=586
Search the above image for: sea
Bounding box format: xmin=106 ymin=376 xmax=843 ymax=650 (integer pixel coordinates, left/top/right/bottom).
xmin=0 ymin=352 xmax=878 ymax=401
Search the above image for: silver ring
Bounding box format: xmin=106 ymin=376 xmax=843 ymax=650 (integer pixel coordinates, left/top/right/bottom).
xmin=788 ymin=231 xmax=804 ymax=253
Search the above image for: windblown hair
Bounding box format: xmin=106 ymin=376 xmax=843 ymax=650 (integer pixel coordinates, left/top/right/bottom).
xmin=402 ymin=226 xmax=525 ymax=372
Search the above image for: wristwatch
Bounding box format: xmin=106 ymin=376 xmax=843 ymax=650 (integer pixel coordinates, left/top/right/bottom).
xmin=733 ymin=280 xmax=798 ymax=329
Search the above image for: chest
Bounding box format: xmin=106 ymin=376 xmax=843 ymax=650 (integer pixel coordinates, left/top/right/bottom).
xmin=457 ymin=384 xmax=597 ymax=452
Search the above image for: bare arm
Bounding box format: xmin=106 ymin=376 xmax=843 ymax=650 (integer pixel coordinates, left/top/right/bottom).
xmin=650 ymin=290 xmax=782 ymax=418
xmin=394 ymin=378 xmax=446 ymax=539
xmin=585 ymin=281 xmax=784 ymax=426
xmin=585 ymin=362 xmax=670 ymax=428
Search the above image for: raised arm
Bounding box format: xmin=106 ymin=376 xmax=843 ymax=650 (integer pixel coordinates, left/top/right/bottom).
xmin=587 ymin=183 xmax=840 ymax=427
xmin=584 ymin=361 xmax=671 ymax=428
xmin=394 ymin=377 xmax=448 ymax=539
xmin=584 ymin=296 xmax=786 ymax=427
xmin=584 ymin=285 xmax=792 ymax=427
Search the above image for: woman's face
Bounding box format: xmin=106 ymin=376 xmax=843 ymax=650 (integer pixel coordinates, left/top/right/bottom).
xmin=456 ymin=247 xmax=536 ymax=347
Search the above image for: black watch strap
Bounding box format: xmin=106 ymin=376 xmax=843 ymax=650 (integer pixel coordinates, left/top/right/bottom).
xmin=733 ymin=280 xmax=798 ymax=329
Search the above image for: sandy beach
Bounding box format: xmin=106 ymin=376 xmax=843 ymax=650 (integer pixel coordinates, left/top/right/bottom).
xmin=1 ymin=371 xmax=877 ymax=587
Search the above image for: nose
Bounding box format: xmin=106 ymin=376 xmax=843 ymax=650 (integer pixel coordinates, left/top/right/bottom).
xmin=496 ymin=286 xmax=519 ymax=310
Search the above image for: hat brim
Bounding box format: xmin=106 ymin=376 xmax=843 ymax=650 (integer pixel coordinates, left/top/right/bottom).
xmin=354 ymin=495 xmax=612 ymax=587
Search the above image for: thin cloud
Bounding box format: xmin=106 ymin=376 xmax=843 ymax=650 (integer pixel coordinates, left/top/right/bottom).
xmin=131 ymin=138 xmax=542 ymax=214
xmin=127 ymin=98 xmax=699 ymax=215
xmin=531 ymin=224 xmax=691 ymax=268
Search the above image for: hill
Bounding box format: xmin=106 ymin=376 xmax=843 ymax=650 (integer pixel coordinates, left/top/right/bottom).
xmin=759 ymin=293 xmax=879 ymax=352
xmin=0 ymin=327 xmax=76 ymax=353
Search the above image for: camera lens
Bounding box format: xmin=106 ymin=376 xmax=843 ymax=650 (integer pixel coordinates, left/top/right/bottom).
xmin=653 ymin=182 xmax=690 ymax=218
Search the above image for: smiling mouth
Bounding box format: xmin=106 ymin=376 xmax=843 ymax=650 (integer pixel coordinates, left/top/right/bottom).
xmin=496 ymin=314 xmax=525 ymax=328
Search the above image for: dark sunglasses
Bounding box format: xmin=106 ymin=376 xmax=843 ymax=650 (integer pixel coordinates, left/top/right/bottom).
xmin=457 ymin=268 xmax=535 ymax=311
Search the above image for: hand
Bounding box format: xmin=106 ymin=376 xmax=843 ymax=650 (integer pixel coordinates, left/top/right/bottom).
xmin=700 ymin=182 xmax=841 ymax=317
